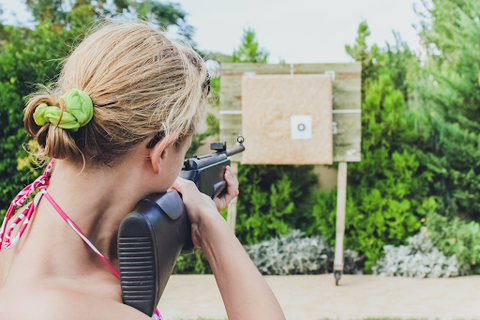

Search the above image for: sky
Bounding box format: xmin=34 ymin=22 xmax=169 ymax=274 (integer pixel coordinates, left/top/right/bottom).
xmin=0 ymin=0 xmax=427 ymax=64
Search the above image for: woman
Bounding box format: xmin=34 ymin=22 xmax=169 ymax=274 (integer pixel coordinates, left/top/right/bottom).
xmin=0 ymin=20 xmax=285 ymax=320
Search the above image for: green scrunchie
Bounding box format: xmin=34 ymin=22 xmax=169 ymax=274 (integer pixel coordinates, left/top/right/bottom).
xmin=33 ymin=89 xmax=93 ymax=132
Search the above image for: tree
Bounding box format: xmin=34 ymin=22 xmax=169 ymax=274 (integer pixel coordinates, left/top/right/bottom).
xmin=232 ymin=28 xmax=268 ymax=63
xmin=312 ymin=6 xmax=480 ymax=272
xmin=345 ymin=21 xmax=379 ymax=100
xmin=410 ymin=0 xmax=480 ymax=221
xmin=24 ymin=0 xmax=189 ymax=30
xmin=310 ymin=22 xmax=435 ymax=271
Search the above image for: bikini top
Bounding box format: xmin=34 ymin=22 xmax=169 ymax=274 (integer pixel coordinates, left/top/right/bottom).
xmin=0 ymin=159 xmax=162 ymax=320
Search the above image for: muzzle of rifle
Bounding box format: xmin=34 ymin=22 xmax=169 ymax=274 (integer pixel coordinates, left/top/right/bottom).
xmin=226 ymin=144 xmax=245 ymax=157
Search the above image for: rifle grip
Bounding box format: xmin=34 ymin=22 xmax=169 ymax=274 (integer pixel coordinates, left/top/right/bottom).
xmin=212 ymin=180 xmax=227 ymax=199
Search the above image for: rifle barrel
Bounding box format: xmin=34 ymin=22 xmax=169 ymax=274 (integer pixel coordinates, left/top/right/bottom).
xmin=226 ymin=145 xmax=245 ymax=157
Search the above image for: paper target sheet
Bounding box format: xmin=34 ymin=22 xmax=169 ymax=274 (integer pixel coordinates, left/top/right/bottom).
xmin=241 ymin=74 xmax=333 ymax=165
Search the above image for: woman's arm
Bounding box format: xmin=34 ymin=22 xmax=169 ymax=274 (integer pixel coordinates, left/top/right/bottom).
xmin=200 ymin=213 xmax=286 ymax=320
xmin=172 ymin=174 xmax=286 ymax=320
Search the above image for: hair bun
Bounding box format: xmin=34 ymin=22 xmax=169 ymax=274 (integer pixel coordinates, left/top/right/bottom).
xmin=24 ymin=92 xmax=81 ymax=159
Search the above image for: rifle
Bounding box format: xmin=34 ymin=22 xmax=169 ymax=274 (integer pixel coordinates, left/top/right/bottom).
xmin=117 ymin=137 xmax=245 ymax=316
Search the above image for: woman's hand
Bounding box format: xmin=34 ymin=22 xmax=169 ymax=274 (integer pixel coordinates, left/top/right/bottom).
xmin=171 ymin=177 xmax=224 ymax=248
xmin=171 ymin=167 xmax=238 ymax=247
xmin=213 ymin=166 xmax=239 ymax=212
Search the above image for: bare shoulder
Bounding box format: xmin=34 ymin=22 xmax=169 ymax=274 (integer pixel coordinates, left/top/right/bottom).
xmin=2 ymin=286 xmax=154 ymax=320
xmin=36 ymin=290 xmax=154 ymax=320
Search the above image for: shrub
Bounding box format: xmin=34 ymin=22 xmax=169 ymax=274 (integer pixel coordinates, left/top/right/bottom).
xmin=425 ymin=212 xmax=480 ymax=275
xmin=235 ymin=165 xmax=318 ymax=244
xmin=245 ymin=230 xmax=364 ymax=275
xmin=173 ymin=249 xmax=212 ymax=275
xmin=372 ymin=229 xmax=458 ymax=278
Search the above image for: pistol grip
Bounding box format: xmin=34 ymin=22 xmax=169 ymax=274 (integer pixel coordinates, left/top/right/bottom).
xmin=212 ymin=180 xmax=227 ymax=199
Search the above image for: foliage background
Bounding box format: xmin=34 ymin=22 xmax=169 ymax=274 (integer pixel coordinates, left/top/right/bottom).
xmin=2 ymin=0 xmax=480 ymax=275
xmin=223 ymin=1 xmax=480 ymax=274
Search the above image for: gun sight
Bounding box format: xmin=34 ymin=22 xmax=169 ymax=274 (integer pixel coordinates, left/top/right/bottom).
xmin=210 ymin=136 xmax=245 ymax=157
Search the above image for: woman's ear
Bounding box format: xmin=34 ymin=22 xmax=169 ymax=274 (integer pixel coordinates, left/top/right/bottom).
xmin=148 ymin=132 xmax=178 ymax=174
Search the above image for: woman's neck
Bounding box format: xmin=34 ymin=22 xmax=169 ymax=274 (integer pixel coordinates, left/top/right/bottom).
xmin=24 ymin=157 xmax=155 ymax=276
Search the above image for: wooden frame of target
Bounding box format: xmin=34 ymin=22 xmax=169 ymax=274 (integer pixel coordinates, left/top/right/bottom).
xmin=220 ymin=62 xmax=361 ymax=285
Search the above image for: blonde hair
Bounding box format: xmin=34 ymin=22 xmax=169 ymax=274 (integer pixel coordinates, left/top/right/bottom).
xmin=24 ymin=20 xmax=208 ymax=165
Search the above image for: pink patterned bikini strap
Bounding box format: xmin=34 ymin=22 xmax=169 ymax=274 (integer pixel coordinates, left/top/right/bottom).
xmin=40 ymin=190 xmax=120 ymax=277
xmin=0 ymin=159 xmax=55 ymax=251
xmin=0 ymin=158 xmax=119 ymax=277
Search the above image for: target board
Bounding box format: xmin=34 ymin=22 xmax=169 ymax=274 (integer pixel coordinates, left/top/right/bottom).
xmin=241 ymin=74 xmax=333 ymax=165
xmin=219 ymin=63 xmax=361 ymax=164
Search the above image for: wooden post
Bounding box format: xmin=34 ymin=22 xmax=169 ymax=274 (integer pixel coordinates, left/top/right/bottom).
xmin=226 ymin=161 xmax=239 ymax=233
xmin=334 ymin=161 xmax=347 ymax=285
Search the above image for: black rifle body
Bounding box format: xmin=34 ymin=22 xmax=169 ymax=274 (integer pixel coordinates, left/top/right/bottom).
xmin=118 ymin=141 xmax=244 ymax=316
xmin=179 ymin=143 xmax=245 ymax=198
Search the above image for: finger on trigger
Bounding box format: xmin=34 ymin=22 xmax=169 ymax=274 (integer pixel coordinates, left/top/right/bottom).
xmin=224 ymin=169 xmax=231 ymax=180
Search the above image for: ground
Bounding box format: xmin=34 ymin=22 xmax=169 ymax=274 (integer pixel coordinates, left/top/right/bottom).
xmin=158 ymin=274 xmax=480 ymax=320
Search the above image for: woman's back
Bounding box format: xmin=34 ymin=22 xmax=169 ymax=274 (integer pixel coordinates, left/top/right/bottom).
xmin=0 ymin=190 xmax=153 ymax=320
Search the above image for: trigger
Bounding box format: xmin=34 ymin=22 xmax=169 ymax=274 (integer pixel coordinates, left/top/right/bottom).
xmin=212 ymin=181 xmax=227 ymax=199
